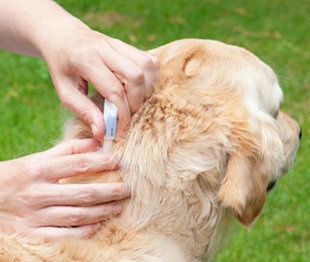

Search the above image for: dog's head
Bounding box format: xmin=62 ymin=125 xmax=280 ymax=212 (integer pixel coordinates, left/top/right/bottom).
xmin=146 ymin=39 xmax=300 ymax=228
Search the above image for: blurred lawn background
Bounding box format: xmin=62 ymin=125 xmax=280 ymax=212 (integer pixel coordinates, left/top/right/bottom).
xmin=0 ymin=0 xmax=309 ymax=261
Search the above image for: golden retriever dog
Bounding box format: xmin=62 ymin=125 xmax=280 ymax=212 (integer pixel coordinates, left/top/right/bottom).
xmin=0 ymin=39 xmax=300 ymax=261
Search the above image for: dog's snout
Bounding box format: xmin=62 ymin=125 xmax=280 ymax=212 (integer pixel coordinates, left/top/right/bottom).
xmin=299 ymin=128 xmax=302 ymax=140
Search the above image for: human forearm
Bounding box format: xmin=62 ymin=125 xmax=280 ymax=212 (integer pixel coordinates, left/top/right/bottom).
xmin=0 ymin=0 xmax=84 ymax=58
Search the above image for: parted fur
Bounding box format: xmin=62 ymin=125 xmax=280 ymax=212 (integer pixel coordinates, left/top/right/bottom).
xmin=0 ymin=39 xmax=300 ymax=261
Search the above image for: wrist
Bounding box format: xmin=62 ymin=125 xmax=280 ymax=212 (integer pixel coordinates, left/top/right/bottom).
xmin=28 ymin=2 xmax=89 ymax=59
xmin=36 ymin=16 xmax=89 ymax=60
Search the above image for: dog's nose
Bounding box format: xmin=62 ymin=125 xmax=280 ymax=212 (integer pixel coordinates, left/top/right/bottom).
xmin=299 ymin=128 xmax=302 ymax=140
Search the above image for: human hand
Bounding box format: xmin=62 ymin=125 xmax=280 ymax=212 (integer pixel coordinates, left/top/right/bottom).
xmin=40 ymin=20 xmax=159 ymax=140
xmin=0 ymin=139 xmax=130 ymax=241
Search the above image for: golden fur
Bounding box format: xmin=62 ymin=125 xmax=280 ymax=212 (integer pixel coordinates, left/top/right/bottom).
xmin=0 ymin=39 xmax=300 ymax=261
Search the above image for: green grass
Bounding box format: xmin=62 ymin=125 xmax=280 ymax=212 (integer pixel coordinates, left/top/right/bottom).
xmin=0 ymin=0 xmax=309 ymax=261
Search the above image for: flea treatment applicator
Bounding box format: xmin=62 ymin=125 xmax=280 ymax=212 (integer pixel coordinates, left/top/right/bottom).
xmin=102 ymin=100 xmax=117 ymax=152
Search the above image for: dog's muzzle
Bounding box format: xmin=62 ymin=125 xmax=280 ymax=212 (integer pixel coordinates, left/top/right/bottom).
xmin=267 ymin=127 xmax=302 ymax=193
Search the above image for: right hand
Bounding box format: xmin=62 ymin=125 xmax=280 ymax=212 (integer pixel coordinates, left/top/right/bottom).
xmin=41 ymin=24 xmax=160 ymax=140
xmin=0 ymin=139 xmax=130 ymax=241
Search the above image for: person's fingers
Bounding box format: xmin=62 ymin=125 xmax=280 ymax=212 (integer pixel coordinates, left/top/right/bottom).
xmin=30 ymin=183 xmax=130 ymax=208
xmin=65 ymin=50 xmax=131 ymax=137
xmin=34 ymin=202 xmax=122 ymax=228
xmin=40 ymin=152 xmax=116 ymax=181
xmin=111 ymin=39 xmax=160 ymax=95
xmin=97 ymin=50 xmax=145 ymax=112
xmin=42 ymin=139 xmax=101 ymax=157
xmin=110 ymin=39 xmax=160 ymax=99
xmin=98 ymin=39 xmax=159 ymax=113
xmin=54 ymin=77 xmax=105 ymax=140
xmin=30 ymin=223 xmax=101 ymax=242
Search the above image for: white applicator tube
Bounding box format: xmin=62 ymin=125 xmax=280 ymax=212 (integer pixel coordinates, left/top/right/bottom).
xmin=102 ymin=100 xmax=117 ymax=152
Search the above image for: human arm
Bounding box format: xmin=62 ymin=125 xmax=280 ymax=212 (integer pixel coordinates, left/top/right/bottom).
xmin=0 ymin=0 xmax=159 ymax=140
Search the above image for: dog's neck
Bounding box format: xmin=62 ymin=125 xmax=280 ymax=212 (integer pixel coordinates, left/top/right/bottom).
xmin=101 ymin=90 xmax=229 ymax=259
xmin=94 ymin=158 xmax=225 ymax=259
xmin=63 ymin=81 xmax=235 ymax=259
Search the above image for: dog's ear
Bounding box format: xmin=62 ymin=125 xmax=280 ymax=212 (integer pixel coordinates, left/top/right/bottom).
xmin=154 ymin=44 xmax=207 ymax=84
xmin=217 ymin=115 xmax=283 ymax=228
xmin=182 ymin=47 xmax=206 ymax=78
xmin=217 ymin=152 xmax=268 ymax=228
